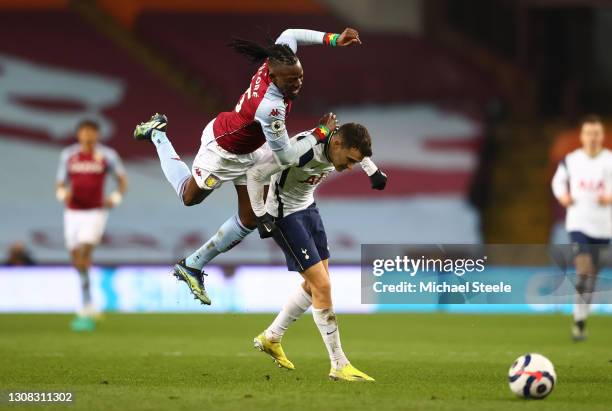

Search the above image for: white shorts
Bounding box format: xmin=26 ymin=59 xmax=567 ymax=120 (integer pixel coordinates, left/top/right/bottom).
xmin=192 ymin=119 xmax=266 ymax=189
xmin=64 ymin=208 xmax=108 ymax=250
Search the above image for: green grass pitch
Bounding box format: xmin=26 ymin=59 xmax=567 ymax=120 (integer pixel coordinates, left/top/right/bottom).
xmin=1 ymin=313 xmax=611 ymax=411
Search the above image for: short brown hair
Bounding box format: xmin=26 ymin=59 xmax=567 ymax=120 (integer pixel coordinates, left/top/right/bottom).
xmin=581 ymin=114 xmax=603 ymax=127
xmin=76 ymin=119 xmax=100 ymax=132
xmin=337 ymin=123 xmax=372 ymax=157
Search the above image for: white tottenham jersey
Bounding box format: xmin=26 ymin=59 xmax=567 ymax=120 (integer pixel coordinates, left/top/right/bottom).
xmin=551 ymin=148 xmax=612 ymax=238
xmin=247 ymin=130 xmax=378 ymax=218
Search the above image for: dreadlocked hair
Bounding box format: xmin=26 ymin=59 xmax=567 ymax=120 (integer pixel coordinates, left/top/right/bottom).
xmin=228 ymin=38 xmax=298 ymax=66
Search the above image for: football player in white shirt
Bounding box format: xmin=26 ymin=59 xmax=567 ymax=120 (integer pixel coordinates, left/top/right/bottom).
xmin=551 ymin=115 xmax=612 ymax=341
xmin=246 ymin=123 xmax=377 ymax=382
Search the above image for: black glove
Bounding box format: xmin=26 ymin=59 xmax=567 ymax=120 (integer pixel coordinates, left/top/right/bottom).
xmin=256 ymin=213 xmax=277 ymax=239
xmin=369 ymin=169 xmax=387 ymax=190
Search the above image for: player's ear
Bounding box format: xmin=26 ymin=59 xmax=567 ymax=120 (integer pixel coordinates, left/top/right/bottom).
xmin=268 ymin=64 xmax=276 ymax=81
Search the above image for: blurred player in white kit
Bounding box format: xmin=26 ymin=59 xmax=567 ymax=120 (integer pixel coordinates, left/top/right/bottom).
xmin=56 ymin=120 xmax=127 ymax=331
xmin=552 ymin=115 xmax=612 ymax=341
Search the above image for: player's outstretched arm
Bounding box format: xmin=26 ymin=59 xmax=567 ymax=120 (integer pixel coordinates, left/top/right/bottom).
xmin=551 ymin=160 xmax=572 ymax=207
xmin=360 ymin=157 xmax=388 ymax=190
xmin=275 ymin=28 xmax=361 ymax=53
xmin=256 ymin=96 xmax=337 ymax=165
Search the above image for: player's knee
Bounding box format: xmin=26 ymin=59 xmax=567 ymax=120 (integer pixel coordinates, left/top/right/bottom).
xmin=236 ymin=208 xmax=257 ymax=229
xmin=181 ymin=191 xmax=201 ymax=207
xmin=575 ymin=254 xmax=594 ymax=276
xmin=301 ymin=281 xmax=312 ymax=296
xmin=310 ymin=275 xmax=331 ymax=299
xmin=575 ymin=274 xmax=587 ymax=294
xmin=74 ymin=258 xmax=86 ymax=271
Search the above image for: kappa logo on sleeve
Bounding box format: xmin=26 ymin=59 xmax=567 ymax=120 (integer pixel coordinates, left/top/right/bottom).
xmin=269 ymin=108 xmax=280 ymax=117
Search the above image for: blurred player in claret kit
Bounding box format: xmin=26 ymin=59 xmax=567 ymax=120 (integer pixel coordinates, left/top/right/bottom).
xmin=55 ymin=120 xmax=127 ymax=331
xmin=134 ymin=28 xmax=387 ymax=305
xmin=551 ymin=115 xmax=612 ymax=341
xmin=247 ymin=123 xmax=377 ymax=382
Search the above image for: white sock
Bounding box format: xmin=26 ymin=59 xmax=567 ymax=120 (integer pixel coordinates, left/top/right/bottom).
xmin=78 ymin=268 xmax=91 ymax=305
xmin=265 ymin=286 xmax=312 ymax=342
xmin=152 ymin=130 xmax=191 ymax=198
xmin=312 ymin=307 xmax=350 ymax=369
xmin=185 ymin=214 xmax=253 ymax=270
xmin=573 ymin=275 xmax=596 ymax=323
xmin=573 ymin=302 xmax=589 ymax=323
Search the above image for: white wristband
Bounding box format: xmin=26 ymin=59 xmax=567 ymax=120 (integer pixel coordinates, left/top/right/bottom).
xmin=109 ymin=191 xmax=123 ymax=206
xmin=56 ymin=187 xmax=68 ymax=202
xmin=360 ymin=157 xmax=378 ymax=176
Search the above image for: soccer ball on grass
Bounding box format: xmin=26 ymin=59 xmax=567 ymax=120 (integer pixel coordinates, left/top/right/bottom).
xmin=508 ymin=353 xmax=556 ymax=399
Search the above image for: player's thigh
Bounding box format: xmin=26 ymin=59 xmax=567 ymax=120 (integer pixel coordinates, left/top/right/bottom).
xmin=76 ymin=209 xmax=108 ymax=248
xmin=233 ymin=184 xmax=269 ymax=228
xmin=322 ymin=259 xmax=329 ymax=276
xmin=570 ymin=231 xmax=604 ymax=271
xmin=308 ymin=207 xmax=330 ymax=265
xmin=64 ymin=209 xmax=80 ymax=251
xmin=234 ymin=184 xmax=257 ymax=229
xmin=274 ymin=211 xmax=323 ymax=273
xmin=182 ymin=176 xmax=213 ymax=205
xmin=193 ymin=125 xmax=258 ymax=190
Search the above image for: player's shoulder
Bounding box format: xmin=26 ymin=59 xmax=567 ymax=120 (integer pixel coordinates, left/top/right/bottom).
xmin=61 ymin=144 xmax=80 ymax=158
xmin=600 ymin=148 xmax=612 ymax=159
xmin=97 ymin=144 xmax=120 ymax=158
xmin=259 ymin=81 xmax=286 ymax=108
xmin=254 ymin=87 xmax=287 ymax=130
xmin=564 ymin=149 xmax=584 ymax=163
xmin=312 ymin=144 xmax=332 ymax=165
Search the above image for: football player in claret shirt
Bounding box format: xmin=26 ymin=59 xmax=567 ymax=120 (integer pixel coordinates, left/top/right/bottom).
xmin=134 ymin=28 xmax=387 ymax=305
xmin=56 ymin=120 xmax=127 ymax=331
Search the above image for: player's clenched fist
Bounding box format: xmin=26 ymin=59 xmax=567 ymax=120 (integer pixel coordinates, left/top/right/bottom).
xmin=370 ymin=169 xmax=388 ymax=190
xmin=312 ymin=113 xmax=338 ymax=143
xmin=256 ymin=213 xmax=277 ymax=239
xmin=319 ymin=112 xmax=337 ymax=131
xmin=337 ymin=28 xmax=361 ymax=46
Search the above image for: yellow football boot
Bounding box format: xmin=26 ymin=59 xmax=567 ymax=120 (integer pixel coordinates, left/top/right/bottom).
xmin=329 ymin=364 xmax=375 ymax=382
xmin=253 ymin=332 xmax=295 ymax=370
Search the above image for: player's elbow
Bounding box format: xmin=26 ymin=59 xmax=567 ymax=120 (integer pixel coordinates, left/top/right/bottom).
xmin=181 ymin=191 xmax=203 ymax=207
xmin=274 ymin=150 xmax=294 ymax=167
xmin=278 ymin=29 xmax=294 ymax=40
